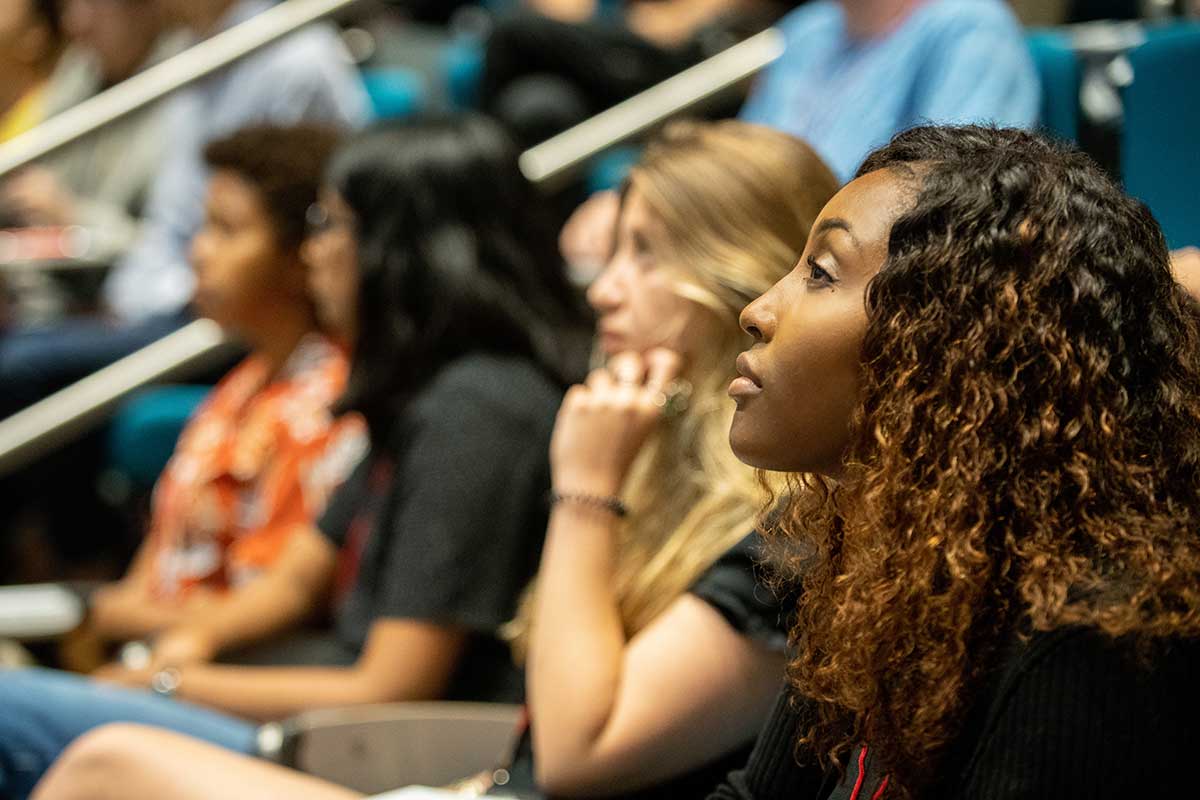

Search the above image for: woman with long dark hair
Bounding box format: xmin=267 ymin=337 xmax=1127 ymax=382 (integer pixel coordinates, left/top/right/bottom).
xmin=0 ymin=114 xmax=588 ymax=799
xmin=715 ymin=125 xmax=1200 ymax=798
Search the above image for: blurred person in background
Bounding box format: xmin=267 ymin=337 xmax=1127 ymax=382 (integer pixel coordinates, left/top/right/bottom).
xmin=561 ymin=0 xmax=1039 ymax=284
xmin=0 ymin=0 xmax=65 ymax=143
xmin=740 ymin=0 xmax=1041 ymax=182
xmin=0 ymin=121 xmax=365 ymax=736
xmin=481 ymin=0 xmax=805 ymax=149
xmin=20 ymin=120 xmax=840 ymax=800
xmin=1 ymin=0 xmax=189 ymax=263
xmin=82 ymin=124 xmax=366 ymax=651
xmin=0 ymin=0 xmax=369 ymax=420
xmin=0 ymin=114 xmax=589 ymax=800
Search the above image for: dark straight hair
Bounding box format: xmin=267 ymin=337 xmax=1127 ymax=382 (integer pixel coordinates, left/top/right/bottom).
xmin=328 ymin=113 xmax=590 ymax=443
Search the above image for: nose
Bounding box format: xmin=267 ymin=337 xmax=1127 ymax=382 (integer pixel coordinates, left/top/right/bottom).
xmin=189 ymin=229 xmax=213 ymax=275
xmin=300 ymin=232 xmax=324 ymax=273
xmin=586 ymin=257 xmax=625 ymax=313
xmin=740 ymin=288 xmax=776 ymax=343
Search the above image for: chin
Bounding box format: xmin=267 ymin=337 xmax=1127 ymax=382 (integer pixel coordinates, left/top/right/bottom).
xmin=728 ymin=416 xmax=776 ymax=470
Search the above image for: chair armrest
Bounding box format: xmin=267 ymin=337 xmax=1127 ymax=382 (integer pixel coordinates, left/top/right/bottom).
xmin=0 ymin=582 xmax=90 ymax=640
xmin=257 ymin=702 xmax=522 ymax=795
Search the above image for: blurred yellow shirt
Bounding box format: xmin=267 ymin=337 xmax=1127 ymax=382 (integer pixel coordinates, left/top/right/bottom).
xmin=0 ymin=85 xmax=46 ymax=143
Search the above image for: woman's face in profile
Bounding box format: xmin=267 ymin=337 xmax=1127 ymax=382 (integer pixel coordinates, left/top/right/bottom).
xmin=586 ymin=187 xmax=720 ymax=362
xmin=729 ymin=169 xmax=912 ymax=476
xmin=302 ymin=188 xmax=359 ymax=344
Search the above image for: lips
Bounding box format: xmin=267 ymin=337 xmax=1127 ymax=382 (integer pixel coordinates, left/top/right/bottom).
xmin=730 ymin=352 xmax=763 ymax=400
xmin=735 ymin=352 xmax=763 ymax=387
xmin=597 ymin=327 xmax=625 ymax=354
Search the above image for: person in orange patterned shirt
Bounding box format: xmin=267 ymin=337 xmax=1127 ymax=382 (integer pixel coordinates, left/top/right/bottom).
xmin=86 ymin=123 xmax=366 ymax=649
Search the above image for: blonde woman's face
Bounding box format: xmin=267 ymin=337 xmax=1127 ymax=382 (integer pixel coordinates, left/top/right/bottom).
xmin=587 ymin=187 xmax=718 ymax=360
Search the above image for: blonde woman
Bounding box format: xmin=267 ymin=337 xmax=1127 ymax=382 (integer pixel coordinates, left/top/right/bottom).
xmin=27 ymin=121 xmax=838 ymax=800
xmin=507 ymin=120 xmax=837 ymax=798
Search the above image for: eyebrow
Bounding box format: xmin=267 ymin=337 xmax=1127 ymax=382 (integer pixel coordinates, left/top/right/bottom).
xmin=814 ymin=217 xmax=861 ymax=250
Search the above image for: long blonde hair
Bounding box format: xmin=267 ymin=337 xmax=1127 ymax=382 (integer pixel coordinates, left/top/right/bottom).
xmin=510 ymin=120 xmax=839 ymax=653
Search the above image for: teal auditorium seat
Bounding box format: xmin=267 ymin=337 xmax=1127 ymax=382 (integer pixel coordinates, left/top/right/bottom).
xmin=1120 ymin=21 xmax=1200 ymax=250
xmin=587 ymin=146 xmax=641 ymax=193
xmin=442 ymin=37 xmax=485 ymax=109
xmin=360 ymin=67 xmax=427 ymax=120
xmin=1026 ymin=28 xmax=1081 ymax=144
xmin=108 ymin=385 xmax=211 ymax=489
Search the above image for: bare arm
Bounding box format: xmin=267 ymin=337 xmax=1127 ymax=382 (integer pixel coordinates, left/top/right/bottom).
xmin=147 ymin=525 xmax=337 ymax=668
xmin=528 ymin=508 xmax=783 ymax=795
xmin=531 ymin=350 xmax=783 ymax=795
xmin=90 ymin=523 xmax=335 ymax=659
xmin=124 ymin=619 xmax=465 ymax=722
xmin=88 ymin=538 xmax=182 ymax=642
xmin=627 ymin=0 xmax=742 ymax=47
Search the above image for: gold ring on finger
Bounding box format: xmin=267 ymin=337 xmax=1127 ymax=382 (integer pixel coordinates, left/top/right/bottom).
xmin=654 ymin=379 xmax=693 ymax=419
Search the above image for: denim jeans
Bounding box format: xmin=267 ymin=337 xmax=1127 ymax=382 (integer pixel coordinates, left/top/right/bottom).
xmin=0 ymin=668 xmax=256 ymax=800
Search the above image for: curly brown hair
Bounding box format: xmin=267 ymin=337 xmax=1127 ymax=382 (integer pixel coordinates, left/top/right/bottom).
xmin=768 ymin=126 xmax=1200 ymax=796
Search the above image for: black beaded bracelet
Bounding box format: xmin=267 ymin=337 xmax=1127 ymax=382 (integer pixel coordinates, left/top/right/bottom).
xmin=548 ymin=490 xmax=629 ymax=518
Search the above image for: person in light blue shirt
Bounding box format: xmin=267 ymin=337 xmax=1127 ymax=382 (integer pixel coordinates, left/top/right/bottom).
xmin=0 ymin=0 xmax=369 ymax=417
xmin=740 ymin=0 xmax=1040 ymax=182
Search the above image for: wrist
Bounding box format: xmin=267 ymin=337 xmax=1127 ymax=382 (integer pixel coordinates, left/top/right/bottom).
xmin=551 ymin=469 xmax=625 ymax=498
xmin=549 ymin=490 xmax=628 ymax=519
xmin=150 ymin=667 xmax=182 ymax=700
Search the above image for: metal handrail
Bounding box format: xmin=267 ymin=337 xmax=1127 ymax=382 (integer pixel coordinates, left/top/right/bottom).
xmin=519 ymin=27 xmax=785 ymax=188
xmin=0 ymin=0 xmax=364 ymax=179
xmin=0 ymin=320 xmax=235 ymax=478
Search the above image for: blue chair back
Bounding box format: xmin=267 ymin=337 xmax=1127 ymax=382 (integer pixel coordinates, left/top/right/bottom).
xmin=1120 ymin=21 xmax=1200 ymax=249
xmin=108 ymin=385 xmax=211 ymax=489
xmin=360 ymin=67 xmax=427 ymax=121
xmin=1027 ymin=28 xmax=1081 ymax=144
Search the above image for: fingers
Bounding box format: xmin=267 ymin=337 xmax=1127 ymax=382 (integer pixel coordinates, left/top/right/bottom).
xmin=643 ymin=348 xmax=684 ymax=393
xmin=607 ymin=351 xmax=646 ymax=386
xmin=577 ymin=349 xmax=683 ymax=409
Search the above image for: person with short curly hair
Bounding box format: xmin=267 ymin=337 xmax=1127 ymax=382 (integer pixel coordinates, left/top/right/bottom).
xmin=0 ymin=124 xmax=368 ymax=800
xmin=715 ymin=125 xmax=1200 ymax=798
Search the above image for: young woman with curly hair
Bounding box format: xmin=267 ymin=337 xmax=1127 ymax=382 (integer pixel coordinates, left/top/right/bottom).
xmin=714 ymin=125 xmax=1200 ymax=799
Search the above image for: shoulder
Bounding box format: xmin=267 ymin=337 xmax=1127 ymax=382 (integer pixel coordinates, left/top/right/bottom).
xmin=909 ymin=0 xmax=1027 ymax=40
xmin=414 ymin=353 xmax=564 ymax=424
xmin=690 ymin=532 xmax=795 ymax=651
xmin=1005 ymin=625 xmax=1200 ymax=682
xmin=235 ymin=23 xmax=359 ymax=89
xmin=958 ymin=627 xmax=1200 ymax=793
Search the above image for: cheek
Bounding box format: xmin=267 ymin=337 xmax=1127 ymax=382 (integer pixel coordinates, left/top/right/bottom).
xmin=731 ymin=301 xmax=866 ymax=474
xmin=218 ymin=240 xmax=279 ymax=304
xmin=323 ymin=270 xmax=357 ymax=321
xmin=627 ymin=281 xmax=695 ymax=349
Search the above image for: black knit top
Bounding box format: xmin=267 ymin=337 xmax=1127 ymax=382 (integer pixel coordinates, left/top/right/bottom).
xmin=707 ymin=626 xmax=1200 ymax=799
